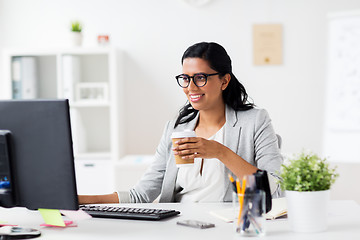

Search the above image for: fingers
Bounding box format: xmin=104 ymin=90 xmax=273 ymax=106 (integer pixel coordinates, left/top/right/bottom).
xmin=173 ymin=148 xmax=199 ymax=156
xmin=174 ymin=137 xmax=198 ymax=145
xmin=180 ymin=153 xmax=198 ymax=160
xmin=175 ymin=151 xmax=199 ymax=160
xmin=173 ymin=137 xmax=199 ymax=151
xmin=172 ymin=137 xmax=204 ymax=158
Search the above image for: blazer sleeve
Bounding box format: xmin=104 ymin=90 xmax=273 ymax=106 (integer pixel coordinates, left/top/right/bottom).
xmin=254 ymin=109 xmax=284 ymax=198
xmin=127 ymin=121 xmax=172 ymax=203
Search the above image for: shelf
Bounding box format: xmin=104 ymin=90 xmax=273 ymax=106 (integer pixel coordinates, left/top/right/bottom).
xmin=75 ymin=152 xmax=112 ymax=161
xmin=2 ymin=47 xmax=124 ymax=195
xmin=2 ymin=47 xmax=124 ymax=163
xmin=4 ymin=47 xmax=115 ymax=56
xmin=71 ymin=102 xmax=110 ymax=108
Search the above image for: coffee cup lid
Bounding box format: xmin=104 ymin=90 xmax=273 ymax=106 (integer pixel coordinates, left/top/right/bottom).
xmin=171 ymin=130 xmax=196 ymax=139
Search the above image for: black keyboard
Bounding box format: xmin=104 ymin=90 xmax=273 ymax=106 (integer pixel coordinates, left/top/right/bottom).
xmin=79 ymin=205 xmax=180 ymax=221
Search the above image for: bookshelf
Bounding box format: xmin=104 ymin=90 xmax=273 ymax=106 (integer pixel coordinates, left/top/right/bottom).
xmin=1 ymin=47 xmax=124 ymax=194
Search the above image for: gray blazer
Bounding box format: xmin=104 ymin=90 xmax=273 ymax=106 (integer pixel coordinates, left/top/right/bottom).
xmin=125 ymin=105 xmax=283 ymax=203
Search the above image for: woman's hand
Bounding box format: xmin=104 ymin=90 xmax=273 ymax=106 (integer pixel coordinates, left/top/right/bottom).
xmin=172 ymin=137 xmax=225 ymax=160
xmin=173 ymin=137 xmax=258 ymax=178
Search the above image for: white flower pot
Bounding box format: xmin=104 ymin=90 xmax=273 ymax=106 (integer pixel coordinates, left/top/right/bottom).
xmin=70 ymin=32 xmax=82 ymax=46
xmin=286 ymin=190 xmax=330 ymax=233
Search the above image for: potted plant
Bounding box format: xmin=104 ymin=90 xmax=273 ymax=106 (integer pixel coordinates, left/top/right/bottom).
xmin=70 ymin=21 xmax=83 ymax=46
xmin=279 ymin=151 xmax=338 ymax=233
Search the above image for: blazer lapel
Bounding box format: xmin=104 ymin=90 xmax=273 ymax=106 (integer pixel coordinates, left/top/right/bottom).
xmin=223 ymin=105 xmax=242 ymax=201
xmin=224 ymin=105 xmax=241 ymax=154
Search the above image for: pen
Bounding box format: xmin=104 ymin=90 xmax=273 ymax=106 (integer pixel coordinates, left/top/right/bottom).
xmin=247 ymin=212 xmax=262 ymax=234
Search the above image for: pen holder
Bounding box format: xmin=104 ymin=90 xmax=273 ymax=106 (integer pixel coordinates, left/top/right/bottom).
xmin=233 ymin=190 xmax=266 ymax=237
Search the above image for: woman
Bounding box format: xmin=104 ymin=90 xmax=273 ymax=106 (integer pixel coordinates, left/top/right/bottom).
xmin=79 ymin=42 xmax=283 ymax=204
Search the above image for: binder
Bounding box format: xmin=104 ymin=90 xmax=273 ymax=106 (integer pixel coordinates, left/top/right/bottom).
xmin=11 ymin=57 xmax=22 ymax=99
xmin=11 ymin=57 xmax=38 ymax=99
xmin=62 ymin=55 xmax=81 ymax=102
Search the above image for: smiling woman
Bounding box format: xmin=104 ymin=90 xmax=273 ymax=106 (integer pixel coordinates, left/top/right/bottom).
xmin=78 ymin=42 xmax=283 ymax=204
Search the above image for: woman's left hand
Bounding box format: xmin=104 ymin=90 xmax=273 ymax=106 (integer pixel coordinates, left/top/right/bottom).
xmin=172 ymin=137 xmax=225 ymax=160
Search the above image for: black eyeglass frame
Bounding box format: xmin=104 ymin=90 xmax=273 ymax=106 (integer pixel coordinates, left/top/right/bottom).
xmin=175 ymin=73 xmax=220 ymax=88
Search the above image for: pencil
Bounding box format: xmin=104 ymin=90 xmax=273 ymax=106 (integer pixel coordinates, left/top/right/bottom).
xmin=236 ymin=179 xmax=242 ymax=225
xmin=228 ymin=174 xmax=237 ymax=193
xmin=237 ymin=177 xmax=247 ymax=225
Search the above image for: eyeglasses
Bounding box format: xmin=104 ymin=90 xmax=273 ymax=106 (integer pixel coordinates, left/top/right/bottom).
xmin=175 ymin=73 xmax=220 ymax=88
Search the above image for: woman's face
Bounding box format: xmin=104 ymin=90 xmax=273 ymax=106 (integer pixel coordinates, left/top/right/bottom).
xmin=181 ymin=57 xmax=229 ymax=111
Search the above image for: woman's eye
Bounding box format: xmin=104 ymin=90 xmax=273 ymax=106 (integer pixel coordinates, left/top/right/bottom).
xmin=182 ymin=76 xmax=189 ymax=81
xmin=195 ymin=75 xmax=206 ymax=81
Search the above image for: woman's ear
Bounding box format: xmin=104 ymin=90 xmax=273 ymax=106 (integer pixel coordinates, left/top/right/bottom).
xmin=221 ymin=73 xmax=231 ymax=90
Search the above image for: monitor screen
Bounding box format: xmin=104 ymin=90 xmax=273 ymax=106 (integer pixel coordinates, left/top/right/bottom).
xmin=0 ymin=99 xmax=78 ymax=210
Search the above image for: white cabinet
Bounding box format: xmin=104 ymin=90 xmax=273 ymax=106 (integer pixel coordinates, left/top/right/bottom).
xmin=1 ymin=48 xmax=125 ymax=163
xmin=75 ymin=160 xmax=114 ymax=195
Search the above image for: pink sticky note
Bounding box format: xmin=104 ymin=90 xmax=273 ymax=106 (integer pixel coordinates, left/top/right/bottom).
xmin=0 ymin=224 xmax=18 ymax=227
xmin=60 ymin=209 xmax=92 ymax=221
xmin=40 ymin=220 xmax=77 ymax=228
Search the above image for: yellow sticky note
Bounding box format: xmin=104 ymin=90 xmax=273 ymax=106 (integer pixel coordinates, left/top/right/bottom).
xmin=38 ymin=209 xmax=65 ymax=227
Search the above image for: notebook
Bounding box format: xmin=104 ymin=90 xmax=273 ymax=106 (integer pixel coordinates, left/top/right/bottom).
xmin=264 ymin=197 xmax=287 ymax=220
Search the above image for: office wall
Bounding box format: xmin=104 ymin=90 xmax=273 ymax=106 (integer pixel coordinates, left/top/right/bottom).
xmin=1 ymin=0 xmax=360 ymax=157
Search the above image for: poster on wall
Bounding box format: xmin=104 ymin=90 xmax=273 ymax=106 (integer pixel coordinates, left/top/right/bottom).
xmin=323 ymin=10 xmax=360 ymax=162
xmin=326 ymin=13 xmax=360 ymax=130
xmin=253 ymin=24 xmax=283 ymax=65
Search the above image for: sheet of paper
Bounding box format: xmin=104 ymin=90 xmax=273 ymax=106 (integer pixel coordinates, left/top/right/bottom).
xmin=253 ymin=24 xmax=283 ymax=65
xmin=60 ymin=209 xmax=92 ymax=221
xmin=38 ymin=209 xmax=65 ymax=227
xmin=209 ymin=208 xmax=234 ymax=223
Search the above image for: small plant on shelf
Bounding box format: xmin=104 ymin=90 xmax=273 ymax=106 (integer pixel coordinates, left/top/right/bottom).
xmin=70 ymin=21 xmax=83 ymax=46
xmin=71 ymin=21 xmax=82 ymax=33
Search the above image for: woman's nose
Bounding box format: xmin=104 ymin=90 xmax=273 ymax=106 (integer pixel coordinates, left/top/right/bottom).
xmin=187 ymin=79 xmax=198 ymax=90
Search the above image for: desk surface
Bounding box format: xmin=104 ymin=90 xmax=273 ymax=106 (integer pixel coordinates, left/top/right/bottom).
xmin=1 ymin=201 xmax=359 ymax=240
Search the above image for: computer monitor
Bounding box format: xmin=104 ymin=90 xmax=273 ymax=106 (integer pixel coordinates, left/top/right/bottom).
xmin=0 ymin=99 xmax=78 ymax=210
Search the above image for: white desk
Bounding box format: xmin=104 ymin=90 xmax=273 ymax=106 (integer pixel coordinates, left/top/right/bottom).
xmin=1 ymin=201 xmax=359 ymax=239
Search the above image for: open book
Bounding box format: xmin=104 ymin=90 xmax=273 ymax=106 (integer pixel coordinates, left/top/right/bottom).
xmin=209 ymin=197 xmax=287 ymax=222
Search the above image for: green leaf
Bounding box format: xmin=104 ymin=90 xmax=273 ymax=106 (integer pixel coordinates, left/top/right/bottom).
xmin=71 ymin=21 xmax=82 ymax=32
xmin=278 ymin=151 xmax=338 ymax=191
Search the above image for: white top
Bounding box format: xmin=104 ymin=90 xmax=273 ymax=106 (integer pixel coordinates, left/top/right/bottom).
xmin=175 ymin=126 xmax=226 ymax=202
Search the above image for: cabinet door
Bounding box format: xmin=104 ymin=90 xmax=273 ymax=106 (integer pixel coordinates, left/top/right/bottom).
xmin=75 ymin=160 xmax=114 ymax=195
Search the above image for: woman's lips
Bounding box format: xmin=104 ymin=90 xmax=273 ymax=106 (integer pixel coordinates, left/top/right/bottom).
xmin=189 ymin=94 xmax=204 ymax=102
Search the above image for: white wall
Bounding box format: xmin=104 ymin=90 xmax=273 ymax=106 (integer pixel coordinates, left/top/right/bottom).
xmin=1 ymin=0 xmax=360 ymax=157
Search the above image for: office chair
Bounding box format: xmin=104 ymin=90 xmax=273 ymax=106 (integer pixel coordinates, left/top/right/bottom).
xmin=276 ymin=134 xmax=282 ymax=149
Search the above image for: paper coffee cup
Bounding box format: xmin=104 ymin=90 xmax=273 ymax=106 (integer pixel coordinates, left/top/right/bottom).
xmin=171 ymin=130 xmax=196 ymax=167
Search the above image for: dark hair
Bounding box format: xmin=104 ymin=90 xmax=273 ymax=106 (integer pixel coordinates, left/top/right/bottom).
xmin=175 ymin=42 xmax=254 ymax=127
